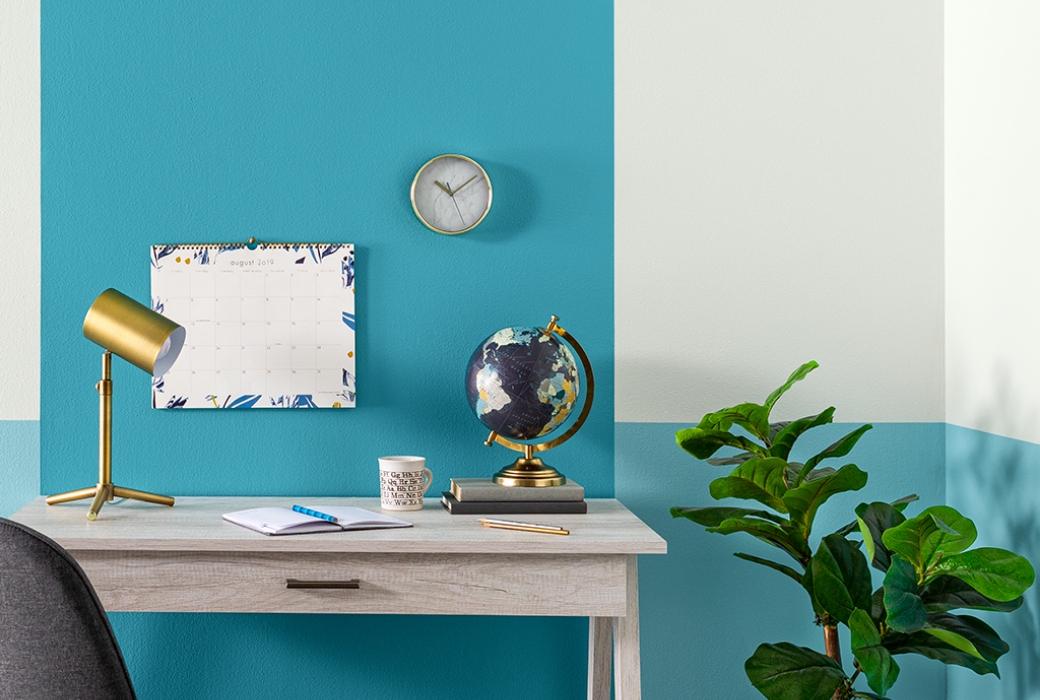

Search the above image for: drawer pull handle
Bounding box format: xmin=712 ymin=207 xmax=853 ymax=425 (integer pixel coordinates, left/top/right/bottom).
xmin=286 ymin=578 xmax=360 ymax=589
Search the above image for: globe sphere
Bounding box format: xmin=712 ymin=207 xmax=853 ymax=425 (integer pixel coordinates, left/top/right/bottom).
xmin=465 ymin=326 xmax=580 ymax=440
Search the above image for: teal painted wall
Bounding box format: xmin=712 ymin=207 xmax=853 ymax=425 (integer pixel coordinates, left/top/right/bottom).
xmin=0 ymin=421 xmax=39 ymax=518
xmin=111 ymin=613 xmax=586 ymax=699
xmin=946 ymin=425 xmax=1040 ymax=700
xmin=41 ymin=1 xmax=612 ymax=697
xmin=617 ymin=421 xmax=948 ymax=699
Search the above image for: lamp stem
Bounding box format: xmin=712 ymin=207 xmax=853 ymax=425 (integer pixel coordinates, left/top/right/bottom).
xmin=85 ymin=351 xmax=115 ymax=520
xmin=99 ymin=350 xmax=113 ymax=487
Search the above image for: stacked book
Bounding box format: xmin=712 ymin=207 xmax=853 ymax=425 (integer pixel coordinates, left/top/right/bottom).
xmin=441 ymin=478 xmax=587 ymax=515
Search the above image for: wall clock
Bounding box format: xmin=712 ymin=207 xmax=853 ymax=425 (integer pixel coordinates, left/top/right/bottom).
xmin=410 ymin=154 xmax=492 ymax=235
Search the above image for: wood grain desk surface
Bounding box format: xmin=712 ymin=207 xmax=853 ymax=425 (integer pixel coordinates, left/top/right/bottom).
xmin=12 ymin=497 xmax=667 ymax=556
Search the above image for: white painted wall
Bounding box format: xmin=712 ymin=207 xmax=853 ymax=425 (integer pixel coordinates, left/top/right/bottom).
xmin=616 ymin=1 xmax=945 ymax=424
xmin=0 ymin=0 xmax=41 ymax=420
xmin=945 ymin=1 xmax=1040 ymax=444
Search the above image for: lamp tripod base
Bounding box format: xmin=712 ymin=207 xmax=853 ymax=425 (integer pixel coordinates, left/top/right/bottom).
xmin=45 ymin=350 xmax=175 ymax=520
xmin=46 ymin=483 xmax=175 ymax=521
xmin=493 ymin=456 xmax=567 ymax=488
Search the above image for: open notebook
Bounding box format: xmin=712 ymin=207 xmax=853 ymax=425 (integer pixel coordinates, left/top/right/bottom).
xmin=222 ymin=505 xmax=412 ymax=536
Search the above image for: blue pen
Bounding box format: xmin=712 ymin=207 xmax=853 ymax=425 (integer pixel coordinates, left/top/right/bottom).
xmin=292 ymin=505 xmax=338 ymax=523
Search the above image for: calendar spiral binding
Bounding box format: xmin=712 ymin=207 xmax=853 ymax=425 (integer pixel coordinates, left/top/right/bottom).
xmin=155 ymin=238 xmax=349 ymax=251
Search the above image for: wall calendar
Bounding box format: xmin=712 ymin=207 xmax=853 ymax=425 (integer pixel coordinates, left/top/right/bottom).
xmin=150 ymin=241 xmax=355 ymax=409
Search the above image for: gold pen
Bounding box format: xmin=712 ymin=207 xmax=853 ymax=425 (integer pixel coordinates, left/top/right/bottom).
xmin=479 ymin=518 xmax=570 ymax=536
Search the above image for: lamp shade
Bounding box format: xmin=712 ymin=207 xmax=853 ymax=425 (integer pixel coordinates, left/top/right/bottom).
xmin=83 ymin=289 xmax=185 ymax=376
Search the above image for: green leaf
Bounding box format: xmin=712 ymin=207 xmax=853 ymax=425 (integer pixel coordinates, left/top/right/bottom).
xmin=710 ymin=517 xmax=812 ymax=562
xmin=745 ymin=641 xmax=846 ymax=700
xmin=924 ymin=612 xmax=1009 ymax=663
xmin=832 ymin=495 xmax=918 ymax=539
xmin=855 ymin=501 xmax=908 ymax=571
xmin=884 ymin=630 xmax=1000 ymax=677
xmin=783 ymin=464 xmax=868 ymax=537
xmin=849 ymin=608 xmax=900 ymax=696
xmin=785 ymin=462 xmax=806 ymax=486
xmin=919 ymin=507 xmax=977 ymax=574
xmin=884 ymin=555 xmax=927 ymax=633
xmin=676 ymin=426 xmax=767 ymax=461
xmin=930 ymin=548 xmax=1036 ymax=601
xmin=857 ymin=515 xmax=876 ymax=566
xmin=802 ymin=467 xmax=838 ymax=481
xmin=889 ymin=494 xmax=919 ymax=512
xmin=880 ymin=506 xmax=977 ymax=578
xmin=734 ymin=552 xmax=804 ymax=583
xmin=706 ymin=451 xmax=759 ymax=467
xmin=881 ymin=509 xmax=945 ymax=575
xmin=769 ymin=420 xmax=791 ymax=442
xmin=870 ymin=587 xmax=886 ymax=625
xmin=920 ymin=575 xmax=1024 ymax=613
xmin=930 ymin=513 xmax=961 ymax=535
xmin=923 ymin=628 xmax=984 ymax=660
xmin=709 ymin=457 xmax=790 ymax=512
xmin=764 ymin=361 xmax=819 ymax=413
xmin=800 ymin=559 xmax=826 ymax=618
xmin=701 ymin=402 xmax=773 ymax=442
xmin=770 ymin=408 xmax=835 ymax=461
xmin=810 ymin=535 xmax=873 ymax=623
xmin=670 ymin=506 xmax=785 ymax=527
xmin=800 ymin=424 xmax=873 ymax=478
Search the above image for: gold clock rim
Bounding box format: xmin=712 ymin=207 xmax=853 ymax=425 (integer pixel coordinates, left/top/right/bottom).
xmin=410 ymin=153 xmax=493 ymax=235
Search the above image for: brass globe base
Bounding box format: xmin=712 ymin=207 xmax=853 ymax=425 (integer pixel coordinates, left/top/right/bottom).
xmin=493 ymin=456 xmax=567 ymax=487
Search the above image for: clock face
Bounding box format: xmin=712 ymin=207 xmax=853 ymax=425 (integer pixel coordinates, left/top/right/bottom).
xmin=410 ymin=154 xmax=492 ymax=234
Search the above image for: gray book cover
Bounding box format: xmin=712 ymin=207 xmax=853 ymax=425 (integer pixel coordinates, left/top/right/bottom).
xmin=450 ymin=478 xmax=585 ymax=502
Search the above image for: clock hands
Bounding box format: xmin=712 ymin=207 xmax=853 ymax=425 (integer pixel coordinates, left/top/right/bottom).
xmin=452 ymin=174 xmax=479 ymax=195
xmin=435 ymin=174 xmax=479 ymax=197
xmin=448 ymin=190 xmax=466 ymax=226
xmin=433 ymin=178 xmax=470 ymax=226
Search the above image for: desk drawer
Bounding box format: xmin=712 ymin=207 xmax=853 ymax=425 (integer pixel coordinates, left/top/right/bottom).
xmin=72 ymin=551 xmax=628 ymax=616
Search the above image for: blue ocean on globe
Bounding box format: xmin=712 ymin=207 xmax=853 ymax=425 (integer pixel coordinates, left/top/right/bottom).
xmin=465 ymin=326 xmax=580 ymax=440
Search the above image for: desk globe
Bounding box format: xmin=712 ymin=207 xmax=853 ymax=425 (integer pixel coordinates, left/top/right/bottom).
xmin=464 ymin=316 xmax=594 ymax=486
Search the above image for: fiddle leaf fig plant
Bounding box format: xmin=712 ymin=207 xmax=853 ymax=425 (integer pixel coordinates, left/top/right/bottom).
xmin=671 ymin=361 xmax=1035 ymax=700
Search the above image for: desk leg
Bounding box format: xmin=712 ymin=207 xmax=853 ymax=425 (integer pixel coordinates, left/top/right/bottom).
xmin=613 ymin=554 xmax=641 ymax=700
xmin=588 ymin=617 xmax=612 ymax=700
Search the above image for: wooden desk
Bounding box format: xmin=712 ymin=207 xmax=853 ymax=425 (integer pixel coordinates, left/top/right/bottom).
xmin=11 ymin=497 xmax=666 ymax=700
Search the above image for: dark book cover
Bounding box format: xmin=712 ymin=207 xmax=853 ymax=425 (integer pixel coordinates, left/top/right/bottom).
xmin=440 ymin=492 xmax=587 ymax=515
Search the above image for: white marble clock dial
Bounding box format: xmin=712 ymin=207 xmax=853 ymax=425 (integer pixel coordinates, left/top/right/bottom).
xmin=411 ymin=154 xmax=492 ymax=234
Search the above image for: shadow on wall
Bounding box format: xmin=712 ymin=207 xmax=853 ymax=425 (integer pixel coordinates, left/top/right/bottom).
xmin=946 ymin=425 xmax=1040 ymax=700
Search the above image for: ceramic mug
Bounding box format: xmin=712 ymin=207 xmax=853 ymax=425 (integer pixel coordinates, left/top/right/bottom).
xmin=378 ymin=456 xmax=433 ymax=511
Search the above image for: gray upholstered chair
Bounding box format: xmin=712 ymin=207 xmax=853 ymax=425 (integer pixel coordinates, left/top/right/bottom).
xmin=0 ymin=517 xmax=136 ymax=700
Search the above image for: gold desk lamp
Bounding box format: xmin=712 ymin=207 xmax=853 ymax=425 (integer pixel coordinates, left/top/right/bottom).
xmin=46 ymin=288 xmax=185 ymax=520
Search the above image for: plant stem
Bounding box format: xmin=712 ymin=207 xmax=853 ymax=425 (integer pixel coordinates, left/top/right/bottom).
xmin=823 ymin=625 xmax=844 ymax=700
xmin=824 ymin=624 xmax=841 ymax=665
